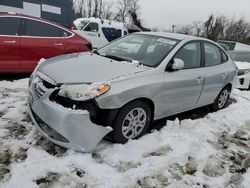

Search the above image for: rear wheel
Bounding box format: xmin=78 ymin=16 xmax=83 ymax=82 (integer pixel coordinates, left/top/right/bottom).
xmin=112 ymin=101 xmax=152 ymax=144
xmin=211 ymin=87 xmax=230 ymax=111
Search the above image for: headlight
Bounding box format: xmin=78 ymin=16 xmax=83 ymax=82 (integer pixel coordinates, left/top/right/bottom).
xmin=29 ymin=59 xmax=47 ymax=87
xmin=237 ymin=69 xmax=250 ymax=76
xmin=58 ymin=83 xmax=110 ymax=101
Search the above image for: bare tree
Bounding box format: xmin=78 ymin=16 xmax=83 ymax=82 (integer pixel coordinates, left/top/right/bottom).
xmin=87 ymin=0 xmax=92 ymax=17
xmin=175 ymin=24 xmax=193 ymax=35
xmin=192 ymin=21 xmax=203 ymax=37
xmin=72 ymin=0 xmax=85 ymax=17
xmin=98 ymin=0 xmax=103 ymax=18
xmin=129 ymin=0 xmax=140 ymax=16
xmin=100 ymin=0 xmax=115 ymax=19
xmin=203 ymin=14 xmax=227 ymax=41
xmin=161 ymin=13 xmax=250 ymax=44
xmin=128 ymin=0 xmax=143 ymax=29
xmin=225 ymin=18 xmax=250 ymax=43
xmin=115 ymin=0 xmax=132 ymax=23
xmin=73 ymin=0 xmax=142 ymax=22
xmin=92 ymin=0 xmax=99 ymax=17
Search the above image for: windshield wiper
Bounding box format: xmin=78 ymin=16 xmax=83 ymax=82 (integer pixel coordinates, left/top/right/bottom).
xmin=92 ymin=50 xmax=100 ymax=55
xmin=99 ymin=53 xmax=132 ymax=62
xmin=93 ymin=52 xmax=144 ymax=66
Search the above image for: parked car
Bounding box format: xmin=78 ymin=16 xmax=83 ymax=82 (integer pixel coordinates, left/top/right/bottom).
xmin=72 ymin=17 xmax=128 ymax=49
xmin=28 ymin=32 xmax=237 ymax=152
xmin=228 ymin=50 xmax=250 ymax=90
xmin=0 ymin=13 xmax=92 ymax=73
xmin=218 ymin=40 xmax=250 ymax=51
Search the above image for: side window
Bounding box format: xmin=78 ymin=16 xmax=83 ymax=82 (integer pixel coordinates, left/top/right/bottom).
xmin=102 ymin=27 xmax=122 ymax=42
xmin=24 ymin=19 xmax=70 ymax=37
xmin=221 ymin=50 xmax=228 ymax=63
xmin=174 ymin=42 xmax=201 ymax=69
xmin=204 ymin=43 xmax=221 ymax=66
xmin=84 ymin=22 xmax=98 ymax=32
xmin=0 ymin=17 xmax=20 ymax=35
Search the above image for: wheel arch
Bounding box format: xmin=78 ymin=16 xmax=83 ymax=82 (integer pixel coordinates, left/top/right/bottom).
xmin=114 ymin=97 xmax=155 ymax=123
xmin=223 ymin=83 xmax=232 ymax=92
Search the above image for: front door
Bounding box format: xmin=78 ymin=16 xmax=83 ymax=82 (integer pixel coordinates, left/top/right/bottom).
xmin=161 ymin=42 xmax=204 ymax=116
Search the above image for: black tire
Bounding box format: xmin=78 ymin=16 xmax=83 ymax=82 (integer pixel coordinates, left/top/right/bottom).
xmin=210 ymin=87 xmax=230 ymax=111
xmin=112 ymin=101 xmax=152 ymax=144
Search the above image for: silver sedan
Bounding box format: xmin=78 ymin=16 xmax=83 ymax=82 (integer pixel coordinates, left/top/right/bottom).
xmin=28 ymin=32 xmax=237 ymax=152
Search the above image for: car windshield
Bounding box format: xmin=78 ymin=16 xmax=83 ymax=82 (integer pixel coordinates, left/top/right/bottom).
xmin=228 ymin=51 xmax=250 ymax=63
xmin=96 ymin=34 xmax=179 ymax=67
xmin=76 ymin=20 xmax=89 ymax=30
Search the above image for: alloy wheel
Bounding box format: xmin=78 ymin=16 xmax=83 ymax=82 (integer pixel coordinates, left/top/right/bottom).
xmin=218 ymin=89 xmax=229 ymax=109
xmin=121 ymin=107 xmax=147 ymax=139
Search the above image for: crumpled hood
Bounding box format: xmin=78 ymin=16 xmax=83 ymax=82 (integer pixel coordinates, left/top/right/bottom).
xmin=234 ymin=61 xmax=250 ymax=70
xmin=37 ymin=52 xmax=148 ymax=84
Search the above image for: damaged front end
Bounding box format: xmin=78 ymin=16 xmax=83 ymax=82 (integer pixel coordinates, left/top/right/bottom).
xmin=28 ymin=72 xmax=113 ymax=152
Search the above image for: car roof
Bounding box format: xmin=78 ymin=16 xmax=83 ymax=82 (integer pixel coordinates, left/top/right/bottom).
xmin=136 ymin=32 xmax=202 ymax=41
xmin=0 ymin=13 xmax=70 ymax=31
xmin=74 ymin=17 xmax=124 ymax=28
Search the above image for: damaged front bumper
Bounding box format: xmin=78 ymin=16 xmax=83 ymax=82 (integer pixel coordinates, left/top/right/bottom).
xmin=28 ymin=85 xmax=113 ymax=152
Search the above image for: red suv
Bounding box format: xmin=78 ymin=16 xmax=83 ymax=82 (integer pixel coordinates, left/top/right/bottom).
xmin=0 ymin=14 xmax=92 ymax=73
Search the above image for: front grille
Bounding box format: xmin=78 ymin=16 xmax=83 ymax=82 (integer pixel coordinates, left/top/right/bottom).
xmin=43 ymin=80 xmax=56 ymax=89
xmin=31 ymin=108 xmax=69 ymax=143
xmin=33 ymin=83 xmax=46 ymax=99
xmin=32 ymin=76 xmax=56 ymax=99
xmin=239 ymin=78 xmax=244 ymax=85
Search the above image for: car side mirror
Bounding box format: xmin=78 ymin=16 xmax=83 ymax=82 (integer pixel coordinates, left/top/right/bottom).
xmin=172 ymin=58 xmax=184 ymax=70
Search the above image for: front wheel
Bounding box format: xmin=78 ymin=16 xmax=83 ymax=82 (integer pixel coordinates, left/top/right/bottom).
xmin=112 ymin=101 xmax=152 ymax=144
xmin=211 ymin=87 xmax=230 ymax=111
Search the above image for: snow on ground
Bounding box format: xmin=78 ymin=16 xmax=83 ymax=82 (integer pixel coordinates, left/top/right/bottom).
xmin=0 ymin=78 xmax=250 ymax=188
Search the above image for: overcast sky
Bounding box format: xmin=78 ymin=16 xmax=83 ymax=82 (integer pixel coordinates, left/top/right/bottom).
xmin=139 ymin=0 xmax=250 ymax=29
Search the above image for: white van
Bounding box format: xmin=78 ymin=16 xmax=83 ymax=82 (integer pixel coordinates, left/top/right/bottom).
xmin=73 ymin=17 xmax=128 ymax=49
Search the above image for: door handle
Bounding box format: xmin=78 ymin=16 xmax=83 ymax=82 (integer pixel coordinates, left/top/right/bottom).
xmin=196 ymin=77 xmax=203 ymax=84
xmin=4 ymin=40 xmax=16 ymax=43
xmin=53 ymin=43 xmax=63 ymax=46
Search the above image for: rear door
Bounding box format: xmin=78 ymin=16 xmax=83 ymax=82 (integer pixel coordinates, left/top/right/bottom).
xmin=0 ymin=16 xmax=21 ymax=72
xmin=20 ymin=18 xmax=69 ymax=72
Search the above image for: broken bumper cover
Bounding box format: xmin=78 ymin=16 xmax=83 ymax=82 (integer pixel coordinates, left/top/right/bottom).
xmin=28 ymin=90 xmax=113 ymax=152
